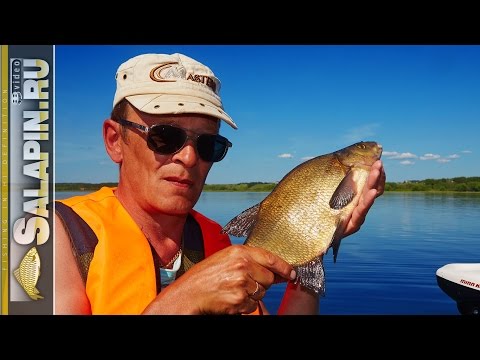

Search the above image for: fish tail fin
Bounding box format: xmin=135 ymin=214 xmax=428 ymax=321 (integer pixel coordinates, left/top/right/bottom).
xmin=294 ymin=256 xmax=326 ymax=296
xmin=28 ymin=290 xmax=44 ymax=301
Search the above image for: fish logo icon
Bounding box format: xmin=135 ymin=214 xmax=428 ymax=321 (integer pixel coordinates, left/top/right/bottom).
xmin=14 ymin=246 xmax=44 ymax=300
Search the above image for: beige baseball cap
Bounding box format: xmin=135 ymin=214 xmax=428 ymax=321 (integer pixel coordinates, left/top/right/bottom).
xmin=113 ymin=53 xmax=238 ymax=129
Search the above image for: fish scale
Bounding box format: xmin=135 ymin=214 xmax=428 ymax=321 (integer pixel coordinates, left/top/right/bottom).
xmin=222 ymin=141 xmax=382 ymax=295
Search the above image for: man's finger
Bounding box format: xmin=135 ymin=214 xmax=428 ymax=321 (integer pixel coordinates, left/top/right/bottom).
xmin=246 ymin=246 xmax=296 ymax=282
xmin=367 ymin=160 xmax=385 ymax=197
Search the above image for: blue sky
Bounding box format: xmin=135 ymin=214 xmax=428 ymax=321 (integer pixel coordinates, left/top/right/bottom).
xmin=55 ymin=45 xmax=480 ymax=184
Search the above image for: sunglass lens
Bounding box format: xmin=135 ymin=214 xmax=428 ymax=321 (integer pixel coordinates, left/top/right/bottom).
xmin=148 ymin=125 xmax=186 ymax=154
xmin=197 ymin=134 xmax=216 ymax=162
xmin=198 ymin=135 xmax=229 ymax=162
xmin=147 ymin=124 xmax=229 ymax=162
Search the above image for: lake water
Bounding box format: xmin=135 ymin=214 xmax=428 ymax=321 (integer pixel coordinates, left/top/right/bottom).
xmin=56 ymin=191 xmax=480 ymax=315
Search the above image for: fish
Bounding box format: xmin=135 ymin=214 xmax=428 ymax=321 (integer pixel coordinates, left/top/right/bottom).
xmin=14 ymin=246 xmax=44 ymax=300
xmin=222 ymin=141 xmax=383 ymax=295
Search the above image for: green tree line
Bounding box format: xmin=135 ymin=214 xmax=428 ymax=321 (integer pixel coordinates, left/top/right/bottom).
xmin=56 ymin=183 xmax=118 ymax=191
xmin=56 ymin=177 xmax=480 ymax=192
xmin=203 ymin=182 xmax=276 ymax=192
xmin=55 ymin=182 xmax=277 ymax=192
xmin=384 ymin=177 xmax=480 ymax=192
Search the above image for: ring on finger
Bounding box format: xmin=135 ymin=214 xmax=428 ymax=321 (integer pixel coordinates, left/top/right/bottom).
xmin=250 ymin=281 xmax=260 ymax=297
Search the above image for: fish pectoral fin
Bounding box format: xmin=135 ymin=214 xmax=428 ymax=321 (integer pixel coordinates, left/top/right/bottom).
xmin=329 ymin=169 xmax=357 ymax=210
xmin=221 ymin=203 xmax=261 ymax=237
xmin=294 ymin=256 xmax=326 ymax=296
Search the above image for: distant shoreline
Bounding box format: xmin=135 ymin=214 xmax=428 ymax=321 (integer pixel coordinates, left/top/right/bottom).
xmin=56 ymin=177 xmax=480 ymax=192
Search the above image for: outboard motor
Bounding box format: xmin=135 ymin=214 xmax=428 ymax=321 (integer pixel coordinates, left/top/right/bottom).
xmin=436 ymin=263 xmax=480 ymax=315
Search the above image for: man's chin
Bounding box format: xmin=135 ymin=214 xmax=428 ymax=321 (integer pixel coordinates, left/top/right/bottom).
xmin=161 ymin=199 xmax=197 ymax=216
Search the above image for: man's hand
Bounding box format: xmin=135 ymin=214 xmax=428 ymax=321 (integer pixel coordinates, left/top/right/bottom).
xmin=143 ymin=245 xmax=296 ymax=315
xmin=343 ymin=160 xmax=386 ymax=238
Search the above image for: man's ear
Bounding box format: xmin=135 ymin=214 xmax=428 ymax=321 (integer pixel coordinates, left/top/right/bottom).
xmin=103 ymin=119 xmax=123 ymax=164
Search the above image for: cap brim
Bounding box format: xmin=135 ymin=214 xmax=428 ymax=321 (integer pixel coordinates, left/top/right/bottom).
xmin=125 ymin=94 xmax=238 ymax=130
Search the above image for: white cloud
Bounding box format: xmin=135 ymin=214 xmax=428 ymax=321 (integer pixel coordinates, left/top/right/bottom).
xmin=301 ymin=156 xmax=315 ymax=161
xmin=386 ymin=152 xmax=417 ymax=160
xmin=383 ymin=151 xmax=399 ymax=157
xmin=419 ymin=153 xmax=441 ymax=161
xmin=384 ymin=149 xmax=465 ymax=165
xmin=446 ymin=154 xmax=460 ymax=159
xmin=461 ymin=150 xmax=472 ymax=154
xmin=278 ymin=153 xmax=293 ymax=159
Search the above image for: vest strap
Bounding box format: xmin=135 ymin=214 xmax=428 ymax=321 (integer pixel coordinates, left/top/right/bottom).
xmin=55 ymin=201 xmax=99 ymax=284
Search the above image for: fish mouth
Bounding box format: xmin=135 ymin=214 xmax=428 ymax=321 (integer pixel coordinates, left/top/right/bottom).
xmin=366 ymin=142 xmax=383 ymax=160
xmin=377 ymin=143 xmax=383 ymax=158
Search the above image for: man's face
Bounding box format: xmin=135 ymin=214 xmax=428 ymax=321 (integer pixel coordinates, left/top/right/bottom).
xmin=117 ymin=106 xmax=219 ymax=217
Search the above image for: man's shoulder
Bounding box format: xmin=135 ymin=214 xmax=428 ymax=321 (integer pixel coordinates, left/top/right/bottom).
xmin=57 ymin=187 xmax=116 ymax=208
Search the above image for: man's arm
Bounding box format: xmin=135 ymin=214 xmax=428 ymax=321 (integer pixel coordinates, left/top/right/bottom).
xmin=54 ymin=212 xmax=92 ymax=314
xmin=277 ymin=282 xmax=319 ymax=315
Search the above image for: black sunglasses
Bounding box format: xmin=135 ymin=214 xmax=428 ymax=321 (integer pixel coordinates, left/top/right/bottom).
xmin=113 ymin=118 xmax=232 ymax=163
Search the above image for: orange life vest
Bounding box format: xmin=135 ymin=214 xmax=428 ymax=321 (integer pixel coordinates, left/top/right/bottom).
xmin=57 ymin=187 xmax=261 ymax=315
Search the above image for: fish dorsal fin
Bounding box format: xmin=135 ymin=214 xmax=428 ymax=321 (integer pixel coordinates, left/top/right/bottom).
xmin=221 ymin=203 xmax=261 ymax=237
xmin=329 ymin=170 xmax=357 ymax=210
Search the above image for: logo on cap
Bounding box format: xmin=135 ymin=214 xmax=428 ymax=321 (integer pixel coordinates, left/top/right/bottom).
xmin=150 ymin=62 xmax=186 ymax=82
xmin=149 ymin=62 xmax=217 ymax=93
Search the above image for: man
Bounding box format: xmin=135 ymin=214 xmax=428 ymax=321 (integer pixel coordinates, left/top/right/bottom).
xmin=55 ymin=53 xmax=386 ymax=315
